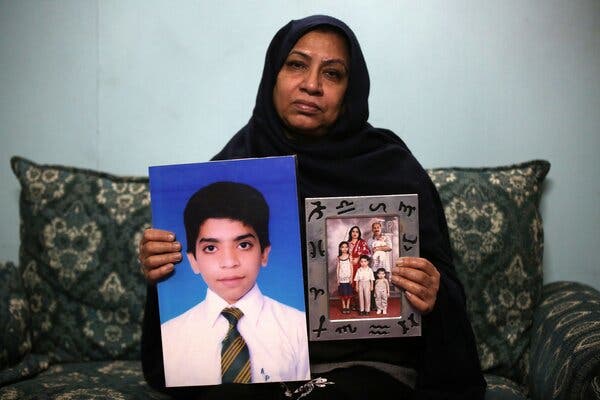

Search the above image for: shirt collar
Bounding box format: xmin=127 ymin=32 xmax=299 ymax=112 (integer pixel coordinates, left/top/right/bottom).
xmin=204 ymin=284 xmax=264 ymax=328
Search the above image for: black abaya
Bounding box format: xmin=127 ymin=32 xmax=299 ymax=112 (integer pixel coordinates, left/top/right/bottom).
xmin=142 ymin=15 xmax=485 ymax=400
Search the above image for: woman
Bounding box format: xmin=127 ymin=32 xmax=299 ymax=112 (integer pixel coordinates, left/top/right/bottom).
xmin=348 ymin=226 xmax=370 ymax=271
xmin=139 ymin=15 xmax=485 ymax=399
xmin=347 ymin=225 xmax=370 ymax=313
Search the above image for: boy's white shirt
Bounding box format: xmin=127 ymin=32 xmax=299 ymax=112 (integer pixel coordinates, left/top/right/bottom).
xmin=161 ymin=284 xmax=310 ymax=387
xmin=354 ymin=266 xmax=375 ymax=281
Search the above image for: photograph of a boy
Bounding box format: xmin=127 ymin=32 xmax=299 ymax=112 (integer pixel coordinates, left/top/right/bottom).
xmin=160 ymin=181 xmax=310 ymax=387
xmin=354 ymin=254 xmax=375 ymax=315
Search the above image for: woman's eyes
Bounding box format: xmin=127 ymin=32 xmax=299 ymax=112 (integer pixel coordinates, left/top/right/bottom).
xmin=323 ymin=69 xmax=344 ymax=81
xmin=284 ymin=60 xmax=345 ymax=81
xmin=285 ymin=60 xmax=306 ymax=70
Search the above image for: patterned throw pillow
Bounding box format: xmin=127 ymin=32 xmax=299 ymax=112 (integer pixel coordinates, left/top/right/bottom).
xmin=11 ymin=156 xmax=151 ymax=363
xmin=0 ymin=261 xmax=32 ymax=369
xmin=427 ymin=160 xmax=550 ymax=383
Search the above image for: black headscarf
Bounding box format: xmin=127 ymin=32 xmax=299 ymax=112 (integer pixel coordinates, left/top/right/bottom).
xmin=213 ymin=15 xmax=421 ymax=200
xmin=143 ymin=15 xmax=485 ymax=399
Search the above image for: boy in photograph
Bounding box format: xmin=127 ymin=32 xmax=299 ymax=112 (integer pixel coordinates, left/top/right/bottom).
xmin=160 ymin=181 xmax=310 ymax=387
xmin=354 ymin=254 xmax=375 ymax=315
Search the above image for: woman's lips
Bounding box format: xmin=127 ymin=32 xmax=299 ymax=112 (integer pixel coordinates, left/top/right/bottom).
xmin=293 ymin=100 xmax=321 ymax=113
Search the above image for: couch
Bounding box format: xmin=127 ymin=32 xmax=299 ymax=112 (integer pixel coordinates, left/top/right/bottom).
xmin=1 ymin=156 xmax=598 ymax=400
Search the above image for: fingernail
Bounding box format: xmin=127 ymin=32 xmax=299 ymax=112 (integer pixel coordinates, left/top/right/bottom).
xmin=397 ymin=258 xmax=404 ymax=266
xmin=168 ymin=233 xmax=175 ymax=241
xmin=174 ymin=242 xmax=181 ymax=251
xmin=175 ymin=253 xmax=182 ymax=261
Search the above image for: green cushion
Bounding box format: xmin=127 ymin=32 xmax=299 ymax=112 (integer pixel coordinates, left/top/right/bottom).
xmin=11 ymin=156 xmax=151 ymax=363
xmin=0 ymin=360 xmax=169 ymax=399
xmin=428 ymin=160 xmax=550 ymax=383
xmin=0 ymin=261 xmax=31 ymax=369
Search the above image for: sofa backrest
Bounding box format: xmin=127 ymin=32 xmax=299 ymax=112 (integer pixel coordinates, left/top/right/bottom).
xmin=9 ymin=156 xmax=550 ymax=382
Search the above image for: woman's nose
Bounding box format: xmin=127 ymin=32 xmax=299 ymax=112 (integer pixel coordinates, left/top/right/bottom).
xmin=300 ymin=68 xmax=322 ymax=95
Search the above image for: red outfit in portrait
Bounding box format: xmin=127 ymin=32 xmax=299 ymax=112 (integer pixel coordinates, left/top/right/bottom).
xmin=349 ymin=239 xmax=370 ymax=285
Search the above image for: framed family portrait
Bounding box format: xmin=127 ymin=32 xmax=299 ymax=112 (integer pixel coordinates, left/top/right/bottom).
xmin=305 ymin=194 xmax=421 ymax=341
xmin=149 ymin=156 xmax=310 ymax=387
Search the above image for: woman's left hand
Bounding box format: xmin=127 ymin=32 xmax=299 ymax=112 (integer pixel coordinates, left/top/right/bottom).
xmin=391 ymin=257 xmax=440 ymax=314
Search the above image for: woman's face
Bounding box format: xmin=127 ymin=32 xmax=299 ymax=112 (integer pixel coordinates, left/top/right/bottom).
xmin=273 ymin=29 xmax=349 ymax=137
xmin=351 ymin=227 xmax=360 ymax=239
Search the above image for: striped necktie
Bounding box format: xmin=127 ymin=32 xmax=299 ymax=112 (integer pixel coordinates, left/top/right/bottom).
xmin=221 ymin=307 xmax=251 ymax=383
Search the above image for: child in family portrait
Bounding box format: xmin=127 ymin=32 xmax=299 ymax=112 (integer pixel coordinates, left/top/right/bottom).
xmin=336 ymin=241 xmax=353 ymax=314
xmin=354 ymin=254 xmax=375 ymax=315
xmin=374 ymin=268 xmax=391 ymax=315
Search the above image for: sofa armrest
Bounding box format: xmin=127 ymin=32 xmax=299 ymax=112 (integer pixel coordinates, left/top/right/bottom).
xmin=0 ymin=353 xmax=49 ymax=386
xmin=528 ymin=281 xmax=600 ymax=400
xmin=0 ymin=261 xmax=32 ymax=369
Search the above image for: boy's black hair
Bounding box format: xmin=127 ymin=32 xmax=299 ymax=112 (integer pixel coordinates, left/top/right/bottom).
xmin=183 ymin=181 xmax=270 ymax=255
xmin=359 ymin=254 xmax=370 ymax=262
xmin=376 ymin=267 xmax=386 ymax=275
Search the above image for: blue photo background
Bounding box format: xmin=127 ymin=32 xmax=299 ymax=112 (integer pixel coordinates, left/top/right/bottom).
xmin=149 ymin=156 xmax=305 ymax=324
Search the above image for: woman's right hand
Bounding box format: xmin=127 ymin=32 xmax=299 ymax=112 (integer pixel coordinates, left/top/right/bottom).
xmin=138 ymin=228 xmax=182 ymax=284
